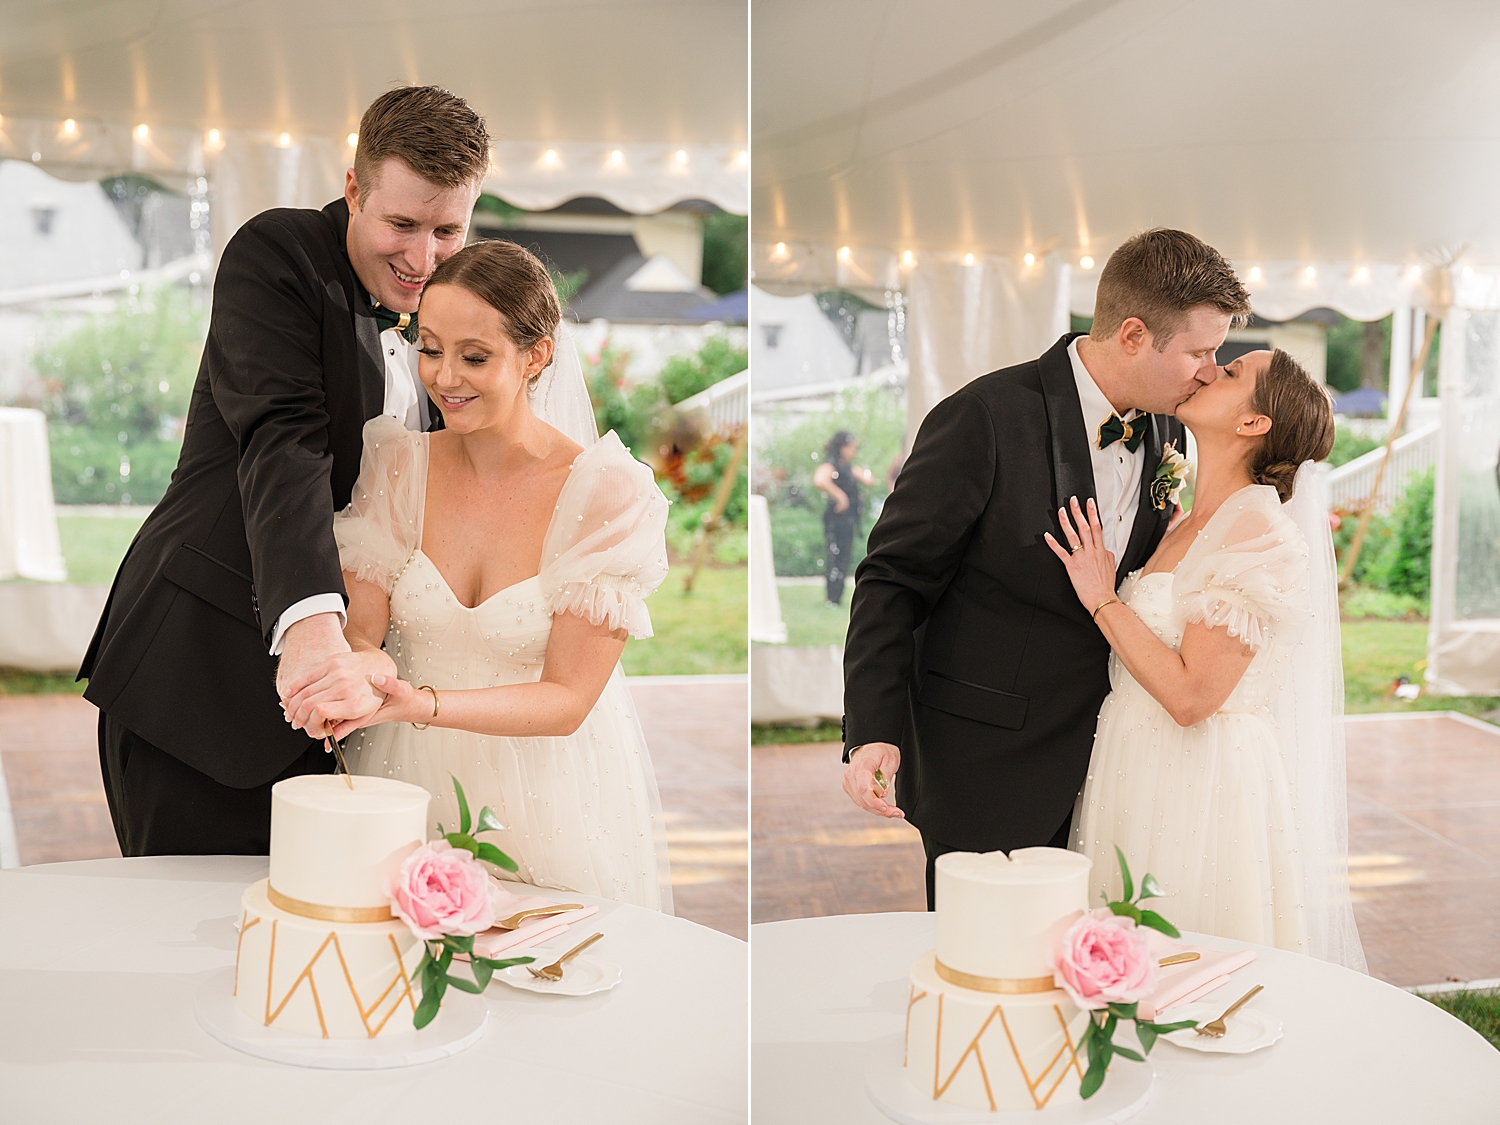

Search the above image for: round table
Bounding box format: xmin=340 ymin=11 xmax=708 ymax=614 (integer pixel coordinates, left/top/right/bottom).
xmin=752 ymin=912 xmax=1500 ymax=1124
xmin=0 ymin=856 xmax=747 ymax=1124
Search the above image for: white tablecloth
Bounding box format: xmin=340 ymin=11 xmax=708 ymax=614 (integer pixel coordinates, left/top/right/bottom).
xmin=0 ymin=406 xmax=66 ymax=582
xmin=753 ymin=912 xmax=1500 ymax=1124
xmin=0 ymin=856 xmax=747 ymax=1124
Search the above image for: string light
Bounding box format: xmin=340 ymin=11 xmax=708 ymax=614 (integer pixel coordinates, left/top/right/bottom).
xmin=608 ymin=149 xmax=624 ymax=167
xmin=277 ymin=132 xmax=291 ymax=147
xmin=541 ymin=148 xmax=560 ymax=167
xmin=206 ymin=128 xmax=222 ymax=148
xmin=1405 ymin=265 xmax=1422 ymax=282
xmin=133 ymin=124 xmax=150 ymax=141
xmin=1023 ymin=252 xmax=1035 ymax=266
xmin=1079 ymin=255 xmax=1094 ymax=270
xmin=838 ymin=246 xmax=852 ymax=261
xmin=62 ymin=119 xmax=76 ymax=137
xmin=1303 ymin=265 xmax=1317 ymax=280
xmin=901 ymin=250 xmax=915 ymax=266
xmin=347 ymin=132 xmax=358 ymax=148
xmin=771 ymin=242 xmax=788 ymax=260
xmin=963 ymin=253 xmax=975 ymax=266
xmin=674 ymin=149 xmax=689 ymax=166
xmin=1248 ymin=266 xmax=1263 ymax=282
xmin=731 ymin=149 xmax=748 ymax=167
xmin=1354 ymin=266 xmax=1370 ymax=282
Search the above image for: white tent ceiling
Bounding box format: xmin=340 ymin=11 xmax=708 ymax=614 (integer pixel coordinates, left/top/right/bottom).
xmin=752 ymin=0 xmax=1500 ymax=316
xmin=0 ymin=0 xmax=748 ymax=229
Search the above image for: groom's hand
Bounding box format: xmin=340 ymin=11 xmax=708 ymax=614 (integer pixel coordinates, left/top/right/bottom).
xmin=842 ymin=742 xmax=905 ymax=819
xmin=276 ymin=613 xmax=353 ymax=734
xmin=281 ymin=649 xmax=394 ymax=736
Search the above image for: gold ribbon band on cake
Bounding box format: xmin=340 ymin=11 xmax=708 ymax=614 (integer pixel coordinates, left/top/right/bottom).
xmin=267 ymin=883 xmax=394 ymax=923
xmin=933 ymin=958 xmax=1056 ymax=994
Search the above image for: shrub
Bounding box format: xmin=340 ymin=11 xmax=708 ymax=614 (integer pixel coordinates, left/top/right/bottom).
xmin=658 ymin=336 xmax=747 ymax=405
xmin=31 ymin=285 xmax=205 ymax=504
xmin=1380 ymin=467 xmax=1435 ymax=598
xmin=1327 ymin=424 xmax=1383 ymax=468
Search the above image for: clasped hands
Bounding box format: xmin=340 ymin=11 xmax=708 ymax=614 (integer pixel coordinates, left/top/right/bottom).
xmin=275 ymin=616 xmax=426 ymax=741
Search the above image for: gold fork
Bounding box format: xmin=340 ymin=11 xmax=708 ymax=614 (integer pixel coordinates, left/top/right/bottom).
xmin=526 ymin=932 xmax=604 ymax=981
xmin=1194 ymin=984 xmax=1263 ymax=1037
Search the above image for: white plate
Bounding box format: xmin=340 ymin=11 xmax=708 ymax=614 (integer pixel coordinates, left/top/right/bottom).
xmin=495 ymin=952 xmax=622 ymax=996
xmin=1159 ymin=1001 xmax=1283 ymax=1054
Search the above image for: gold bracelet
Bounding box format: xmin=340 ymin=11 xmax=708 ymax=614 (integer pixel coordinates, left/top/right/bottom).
xmin=1091 ymin=597 xmax=1121 ymax=621
xmin=411 ymin=685 xmax=439 ymax=730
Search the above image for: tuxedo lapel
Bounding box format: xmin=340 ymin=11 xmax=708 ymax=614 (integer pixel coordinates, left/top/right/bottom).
xmin=1038 ymin=333 xmax=1096 ymax=515
xmin=1116 ymin=414 xmax=1168 ymax=583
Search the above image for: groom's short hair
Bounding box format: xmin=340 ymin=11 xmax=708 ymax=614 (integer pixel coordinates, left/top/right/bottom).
xmin=1090 ymin=229 xmax=1250 ymax=349
xmin=353 ymin=86 xmax=491 ymax=198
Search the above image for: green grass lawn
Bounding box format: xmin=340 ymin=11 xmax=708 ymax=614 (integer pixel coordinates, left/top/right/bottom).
xmin=775 ymin=581 xmax=852 ymax=647
xmin=56 ymin=514 xmax=146 ymax=584
xmin=621 ymin=562 xmax=747 ymax=676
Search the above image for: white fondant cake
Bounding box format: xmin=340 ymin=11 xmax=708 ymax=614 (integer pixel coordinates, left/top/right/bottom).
xmin=904 ymin=847 xmax=1094 ymax=1112
xmin=233 ymin=775 xmax=433 ymax=1039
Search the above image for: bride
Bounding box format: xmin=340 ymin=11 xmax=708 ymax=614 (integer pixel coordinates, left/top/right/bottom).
xmin=1046 ymin=348 xmax=1364 ymax=971
xmin=281 ymin=239 xmax=672 ymax=912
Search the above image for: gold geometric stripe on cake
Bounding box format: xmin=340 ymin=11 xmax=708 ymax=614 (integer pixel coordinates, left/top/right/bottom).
xmin=261 ymin=919 xmax=418 ymax=1039
xmin=233 ymin=911 xmax=261 ymax=998
xmin=930 ymin=994 xmax=1084 ymax=1112
xmin=904 ymin=985 xmax=928 ymax=1067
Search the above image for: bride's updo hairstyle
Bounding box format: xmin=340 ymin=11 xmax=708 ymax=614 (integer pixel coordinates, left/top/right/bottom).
xmin=1248 ymin=349 xmax=1336 ymax=502
xmin=423 ymin=239 xmax=562 ymax=389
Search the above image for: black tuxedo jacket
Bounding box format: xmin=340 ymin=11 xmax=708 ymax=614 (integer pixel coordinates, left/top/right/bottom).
xmin=80 ymin=198 xmax=425 ymax=788
xmin=842 ymin=332 xmax=1185 ymax=850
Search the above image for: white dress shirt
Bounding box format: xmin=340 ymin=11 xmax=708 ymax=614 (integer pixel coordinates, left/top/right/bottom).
xmin=1068 ymin=336 xmax=1144 ymax=560
xmin=267 ymin=324 xmax=425 ymax=655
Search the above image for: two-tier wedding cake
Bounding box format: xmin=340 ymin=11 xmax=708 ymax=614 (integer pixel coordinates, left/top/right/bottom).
xmin=904 ymin=847 xmax=1094 ymax=1112
xmin=233 ymin=775 xmax=432 ymax=1039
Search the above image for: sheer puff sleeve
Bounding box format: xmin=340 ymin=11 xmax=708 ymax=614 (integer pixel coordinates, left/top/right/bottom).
xmin=541 ymin=431 xmax=669 ymax=638
xmin=332 ymin=416 xmax=426 ymax=596
xmin=1172 ymin=484 xmax=1310 ymax=652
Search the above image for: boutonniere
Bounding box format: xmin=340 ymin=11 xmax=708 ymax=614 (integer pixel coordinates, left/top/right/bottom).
xmin=1150 ymin=441 xmax=1191 ymax=511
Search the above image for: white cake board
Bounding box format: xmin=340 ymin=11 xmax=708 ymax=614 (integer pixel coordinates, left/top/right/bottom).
xmin=194 ymin=967 xmax=488 ymax=1070
xmin=865 ymin=1036 xmax=1154 ymax=1125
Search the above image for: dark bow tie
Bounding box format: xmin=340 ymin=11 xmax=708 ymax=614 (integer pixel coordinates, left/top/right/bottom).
xmin=372 ymin=303 xmax=419 ymax=344
xmin=1097 ymin=412 xmax=1147 ymax=453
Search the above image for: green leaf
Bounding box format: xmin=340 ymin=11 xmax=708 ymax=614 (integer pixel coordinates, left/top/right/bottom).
xmin=1114 ymin=845 xmax=1134 ymax=902
xmin=1080 ymin=1059 xmax=1106 ymax=1100
xmin=1138 ymin=873 xmax=1165 ymax=901
xmin=475 ymin=805 xmax=503 ymax=834
xmin=445 ymin=832 xmax=480 ymax=858
xmin=1137 ymin=1023 xmax=1158 ymax=1054
xmin=436 ymin=822 xmax=446 ymax=837
xmin=1112 ymin=1045 xmax=1145 ymax=1062
xmin=443 ymin=973 xmax=484 ymax=994
xmin=444 ymin=933 xmax=475 ymax=954
xmin=477 ymin=955 xmax=534 ymax=970
xmin=453 ymin=775 xmax=472 ymax=835
xmin=1144 ymin=1019 xmax=1197 ymax=1035
xmin=1106 ymin=1002 xmax=1138 ymax=1021
xmin=1107 ymin=901 xmax=1142 ymax=922
xmin=1102 ymin=1013 xmax=1118 ymax=1039
xmin=1138 ymin=909 xmax=1181 ymax=939
xmin=413 ymin=984 xmax=442 ymax=1029
xmin=471 ymin=958 xmax=494 ymax=991
xmin=476 ymin=841 xmax=519 ymax=872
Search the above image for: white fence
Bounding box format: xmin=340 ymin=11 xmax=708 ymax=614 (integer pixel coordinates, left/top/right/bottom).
xmin=1325 ymin=423 xmax=1441 ymax=512
xmin=675 ymin=368 xmax=748 ymax=434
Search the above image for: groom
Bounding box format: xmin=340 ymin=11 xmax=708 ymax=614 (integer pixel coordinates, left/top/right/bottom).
xmin=840 ymin=229 xmax=1251 ymax=907
xmin=79 ymin=86 xmax=490 ymax=856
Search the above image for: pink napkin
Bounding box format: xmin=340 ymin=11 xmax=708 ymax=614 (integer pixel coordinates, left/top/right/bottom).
xmin=465 ymin=889 xmax=600 ymax=960
xmin=1139 ymin=937 xmax=1256 ymax=1021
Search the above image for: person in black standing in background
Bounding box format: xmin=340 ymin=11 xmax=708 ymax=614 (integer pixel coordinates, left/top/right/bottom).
xmin=813 ymin=431 xmax=874 ymax=607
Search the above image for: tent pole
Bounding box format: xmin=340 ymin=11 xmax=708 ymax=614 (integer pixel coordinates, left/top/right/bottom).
xmin=683 ymin=425 xmax=747 ymax=594
xmin=1339 ymin=317 xmax=1438 ymax=586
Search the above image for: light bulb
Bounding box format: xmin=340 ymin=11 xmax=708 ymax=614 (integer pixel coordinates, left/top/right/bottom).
xmin=838 ymin=246 xmax=852 ymax=262
xmin=207 ymin=128 xmax=222 ymax=148
xmin=542 ymin=148 xmax=560 ymax=167
xmin=133 ymin=124 xmax=150 ymax=141
xmin=277 ymin=132 xmax=292 ymax=148
xmin=347 ymin=133 xmax=358 ymax=148
xmin=901 ymin=250 xmax=915 ymax=266
xmin=1248 ymin=266 xmax=1263 ymax=282
xmin=964 ymin=253 xmax=975 ymax=266
xmin=1079 ymin=255 xmax=1094 ymax=270
xmin=674 ymin=149 xmax=689 ymax=165
xmin=1304 ymin=266 xmax=1316 ymax=280
xmin=1355 ymin=266 xmax=1370 ymax=282
xmin=608 ymin=149 xmax=624 ymax=166
xmin=1023 ymin=252 xmax=1035 ymax=266
xmin=62 ymin=119 xmax=76 ymax=136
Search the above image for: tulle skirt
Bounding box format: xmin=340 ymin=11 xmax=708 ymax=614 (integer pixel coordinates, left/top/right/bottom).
xmin=1072 ymin=691 xmax=1308 ymax=953
xmin=349 ymin=667 xmax=672 ymax=914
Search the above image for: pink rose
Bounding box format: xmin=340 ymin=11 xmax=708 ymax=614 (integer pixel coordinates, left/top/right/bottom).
xmin=1050 ymin=908 xmax=1156 ymax=1010
xmin=388 ymin=841 xmax=495 ymax=941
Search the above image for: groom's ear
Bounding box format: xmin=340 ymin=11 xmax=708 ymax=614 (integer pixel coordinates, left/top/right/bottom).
xmin=344 ymin=168 xmax=362 ymax=213
xmin=1117 ymin=316 xmax=1152 ymax=355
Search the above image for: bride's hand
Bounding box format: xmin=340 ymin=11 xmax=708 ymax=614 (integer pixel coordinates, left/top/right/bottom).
xmin=280 ymin=649 xmax=395 ymax=736
xmin=325 ymin=674 xmax=422 ymax=740
xmin=1043 ymin=496 xmax=1118 ymax=616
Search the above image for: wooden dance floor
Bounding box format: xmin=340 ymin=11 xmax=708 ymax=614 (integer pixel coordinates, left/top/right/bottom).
xmin=753 ymin=713 xmax=1500 ymax=988
xmin=0 ymin=679 xmax=748 ymax=940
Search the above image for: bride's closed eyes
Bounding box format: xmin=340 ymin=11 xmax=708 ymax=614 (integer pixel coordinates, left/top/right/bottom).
xmin=418 ymin=346 xmax=491 ymax=366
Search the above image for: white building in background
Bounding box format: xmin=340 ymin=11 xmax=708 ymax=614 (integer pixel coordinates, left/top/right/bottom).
xmin=750 ymin=286 xmax=858 ymax=393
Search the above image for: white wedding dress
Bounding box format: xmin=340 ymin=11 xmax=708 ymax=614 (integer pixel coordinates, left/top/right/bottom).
xmin=333 ymin=415 xmax=674 ymax=912
xmin=1073 ymin=484 xmax=1314 ymax=953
